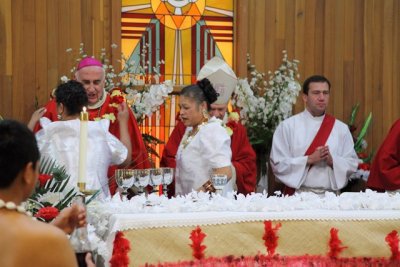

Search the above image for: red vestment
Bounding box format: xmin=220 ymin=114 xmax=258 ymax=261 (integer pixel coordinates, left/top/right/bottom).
xmin=367 ymin=119 xmax=400 ymax=191
xmin=34 ymin=96 xmax=151 ymax=194
xmin=161 ymin=120 xmax=257 ymax=195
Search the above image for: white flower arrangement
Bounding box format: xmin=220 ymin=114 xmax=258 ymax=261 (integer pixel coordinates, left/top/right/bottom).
xmin=126 ymin=80 xmax=173 ymax=120
xmin=232 ymin=50 xmax=301 ymax=149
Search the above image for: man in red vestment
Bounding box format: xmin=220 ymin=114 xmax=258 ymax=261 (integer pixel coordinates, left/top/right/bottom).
xmin=33 ymin=57 xmax=150 ymax=194
xmin=367 ymin=119 xmax=400 ymax=191
xmin=161 ymin=57 xmax=257 ymax=195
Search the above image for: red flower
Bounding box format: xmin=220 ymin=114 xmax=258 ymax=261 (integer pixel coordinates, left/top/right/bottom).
xmin=110 ymin=95 xmax=125 ymax=104
xmin=328 ymin=228 xmax=347 ymax=258
xmin=226 ymin=120 xmax=237 ymax=132
xmin=263 ymin=221 xmax=281 ymax=256
xmin=35 ymin=206 xmax=59 ymax=221
xmin=38 ymin=174 xmax=53 ymax=187
xmin=189 ymin=226 xmax=207 ymax=260
xmin=385 ymin=230 xmax=400 ymax=261
xmin=358 ymin=163 xmax=370 ymax=170
xmin=110 ymin=231 xmax=131 ymax=267
xmin=91 ymin=89 xmax=126 ymax=122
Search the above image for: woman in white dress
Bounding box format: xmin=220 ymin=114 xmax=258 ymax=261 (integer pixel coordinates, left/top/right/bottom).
xmin=29 ymin=80 xmax=132 ymax=198
xmin=175 ymin=78 xmax=233 ymax=195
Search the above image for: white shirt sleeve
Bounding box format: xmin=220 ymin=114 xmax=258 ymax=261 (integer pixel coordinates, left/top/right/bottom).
xmin=99 ymin=119 xmax=128 ymax=165
xmin=270 ymin=122 xmax=309 ymax=189
xmin=199 ymin=122 xmax=232 ymax=169
xmin=329 ymin=122 xmax=359 ymax=189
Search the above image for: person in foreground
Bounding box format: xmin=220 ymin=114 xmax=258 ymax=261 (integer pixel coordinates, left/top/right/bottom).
xmin=161 ymin=57 xmax=257 ymax=195
xmin=175 ymin=78 xmax=233 ymax=195
xmin=0 ymin=119 xmax=94 ymax=267
xmin=367 ymin=119 xmax=400 ymax=192
xmin=270 ymin=75 xmax=358 ymax=196
xmin=32 ymin=57 xmax=150 ymax=193
xmin=29 ymin=80 xmax=131 ymax=199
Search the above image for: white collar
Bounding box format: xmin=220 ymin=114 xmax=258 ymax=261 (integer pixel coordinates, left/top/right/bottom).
xmin=304 ymin=108 xmax=325 ymax=122
xmin=88 ymin=89 xmax=107 ymax=110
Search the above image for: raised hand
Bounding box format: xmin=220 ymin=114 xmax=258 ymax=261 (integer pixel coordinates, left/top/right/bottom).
xmin=27 ymin=107 xmax=46 ymax=131
xmin=117 ymin=101 xmax=129 ymax=124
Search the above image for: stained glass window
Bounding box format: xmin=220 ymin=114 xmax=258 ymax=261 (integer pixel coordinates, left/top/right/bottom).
xmin=121 ymin=0 xmax=234 ymax=166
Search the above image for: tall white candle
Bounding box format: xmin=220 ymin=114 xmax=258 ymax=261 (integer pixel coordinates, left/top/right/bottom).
xmin=78 ymin=106 xmax=88 ymax=190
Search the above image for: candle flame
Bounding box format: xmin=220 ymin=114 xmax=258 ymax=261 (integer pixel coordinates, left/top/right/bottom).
xmin=83 ymin=106 xmax=87 ymax=112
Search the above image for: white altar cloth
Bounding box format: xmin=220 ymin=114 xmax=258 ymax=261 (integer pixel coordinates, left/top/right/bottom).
xmin=87 ymin=190 xmax=400 ymax=266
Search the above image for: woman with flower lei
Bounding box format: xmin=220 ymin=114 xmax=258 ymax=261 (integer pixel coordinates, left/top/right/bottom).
xmin=161 ymin=57 xmax=257 ymax=195
xmin=175 ymin=78 xmax=234 ymax=195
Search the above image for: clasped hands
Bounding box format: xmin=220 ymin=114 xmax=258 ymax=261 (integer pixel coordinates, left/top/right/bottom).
xmin=307 ymin=145 xmax=333 ymax=167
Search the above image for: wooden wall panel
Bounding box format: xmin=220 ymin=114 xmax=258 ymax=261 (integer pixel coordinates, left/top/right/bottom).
xmin=35 ymin=0 xmax=48 ymax=107
xmin=235 ymin=0 xmax=400 ymax=155
xmin=0 ymin=0 xmax=120 ymax=123
xmin=0 ymin=0 xmax=12 ymax=119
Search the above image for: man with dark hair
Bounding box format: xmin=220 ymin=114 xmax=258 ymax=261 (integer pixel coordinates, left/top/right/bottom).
xmin=0 ymin=120 xmax=82 ymax=267
xmin=270 ymin=75 xmax=358 ymax=195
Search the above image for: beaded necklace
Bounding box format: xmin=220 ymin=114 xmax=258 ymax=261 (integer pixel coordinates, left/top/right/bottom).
xmin=0 ymin=199 xmax=32 ymax=216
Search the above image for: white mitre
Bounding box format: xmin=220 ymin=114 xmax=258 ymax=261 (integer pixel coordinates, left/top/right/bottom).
xmin=197 ymin=56 xmax=238 ymax=105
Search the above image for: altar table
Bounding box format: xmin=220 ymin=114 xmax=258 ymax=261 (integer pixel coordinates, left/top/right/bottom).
xmin=88 ymin=192 xmax=400 ymax=266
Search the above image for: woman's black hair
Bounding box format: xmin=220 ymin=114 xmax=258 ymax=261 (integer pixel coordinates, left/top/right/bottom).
xmin=0 ymin=120 xmax=40 ymax=188
xmin=180 ymin=78 xmax=219 ymax=110
xmin=55 ymin=80 xmax=88 ymax=116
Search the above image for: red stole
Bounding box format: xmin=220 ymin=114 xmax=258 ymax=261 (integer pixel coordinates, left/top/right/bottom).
xmin=283 ymin=114 xmax=336 ymax=196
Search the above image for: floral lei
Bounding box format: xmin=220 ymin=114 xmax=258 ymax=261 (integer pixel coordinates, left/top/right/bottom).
xmin=223 ymin=111 xmax=240 ymax=136
xmin=89 ymin=88 xmax=126 ymax=123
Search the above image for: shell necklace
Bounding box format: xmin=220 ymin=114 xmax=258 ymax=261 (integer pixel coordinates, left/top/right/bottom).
xmin=0 ymin=199 xmax=32 ymax=216
xmin=181 ymin=120 xmax=208 ymax=149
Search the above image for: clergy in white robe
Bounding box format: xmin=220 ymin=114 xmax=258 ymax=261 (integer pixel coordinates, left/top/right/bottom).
xmin=270 ymin=109 xmax=358 ymax=193
xmin=175 ymin=116 xmax=233 ymax=195
xmin=36 ymin=117 xmax=128 ymax=199
xmin=270 ymin=75 xmax=358 ymax=194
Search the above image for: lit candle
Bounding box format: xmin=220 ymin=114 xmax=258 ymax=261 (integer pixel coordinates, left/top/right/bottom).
xmin=78 ymin=106 xmax=88 ymax=191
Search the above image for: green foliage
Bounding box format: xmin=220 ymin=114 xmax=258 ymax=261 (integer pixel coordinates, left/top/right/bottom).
xmin=354 ymin=112 xmax=372 ymax=153
xmin=348 ymin=103 xmax=359 ymax=127
xmin=347 ymin=104 xmax=373 ymax=155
